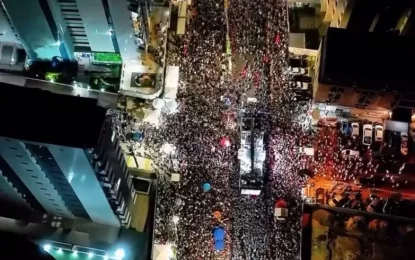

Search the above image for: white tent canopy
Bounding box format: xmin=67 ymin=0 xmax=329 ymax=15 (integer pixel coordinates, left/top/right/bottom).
xmin=152 ymin=98 xmax=165 ymax=110
xmin=142 ymin=109 xmax=161 ymax=126
xmin=165 ymin=99 xmax=178 ymax=113
xmin=153 ymin=244 xmax=173 ymax=260
xmin=164 ymin=66 xmax=179 ymax=99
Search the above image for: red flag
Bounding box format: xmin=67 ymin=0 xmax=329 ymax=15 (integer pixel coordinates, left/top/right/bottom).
xmin=274 ymin=34 xmax=281 ymax=44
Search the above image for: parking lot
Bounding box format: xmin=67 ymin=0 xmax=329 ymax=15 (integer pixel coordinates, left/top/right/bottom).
xmin=302 ymin=117 xmax=415 ymax=218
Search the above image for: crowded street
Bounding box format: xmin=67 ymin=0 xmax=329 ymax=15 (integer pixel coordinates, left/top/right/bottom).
xmin=122 ymin=0 xmax=415 ymax=259
xmin=149 ymin=0 xmax=308 ymax=259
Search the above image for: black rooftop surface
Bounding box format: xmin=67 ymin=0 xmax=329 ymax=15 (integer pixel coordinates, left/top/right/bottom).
xmin=346 ymin=0 xmax=379 ymax=32
xmin=0 ymin=83 xmax=107 ymax=148
xmin=319 ymin=28 xmax=415 ymax=93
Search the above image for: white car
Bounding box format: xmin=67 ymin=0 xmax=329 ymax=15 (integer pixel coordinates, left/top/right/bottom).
xmin=362 ymin=124 xmax=373 ymax=145
xmin=288 ymin=67 xmax=307 ymax=75
xmin=295 ymin=147 xmax=314 ymax=156
xmin=401 ymin=132 xmax=409 ymax=156
xmin=341 ymin=149 xmax=360 ymax=157
xmin=290 ymin=81 xmax=310 ymax=90
xmin=374 ymin=125 xmax=384 ymax=142
xmin=351 ymin=122 xmax=359 ymax=137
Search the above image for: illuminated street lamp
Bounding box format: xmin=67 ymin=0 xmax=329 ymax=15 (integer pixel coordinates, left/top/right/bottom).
xmin=114 ymin=249 xmax=125 ymax=260
xmin=43 ymin=244 xmax=51 ymax=252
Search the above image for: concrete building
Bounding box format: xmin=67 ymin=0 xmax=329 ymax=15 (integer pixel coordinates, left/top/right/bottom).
xmin=312 ymin=28 xmax=415 ymax=124
xmin=288 ymin=0 xmax=415 ymax=50
xmin=0 ymin=83 xmax=137 ymax=228
xmin=0 ymin=0 xmax=152 ymax=62
xmin=320 ymin=0 xmax=415 ymax=35
xmin=0 ymin=82 xmax=155 ymax=258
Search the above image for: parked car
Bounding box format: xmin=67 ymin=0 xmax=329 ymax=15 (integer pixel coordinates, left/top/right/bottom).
xmin=290 ymin=81 xmax=310 ymax=90
xmin=388 ymin=132 xmax=401 ymax=152
xmin=383 ymin=198 xmax=399 ymax=215
xmin=351 ymin=122 xmax=359 ymax=137
xmin=367 ymin=197 xmax=381 ymax=213
xmin=341 ymin=149 xmax=360 ymax=157
xmin=292 ymin=75 xmax=312 ymax=83
xmin=362 ymin=124 xmax=373 ymax=145
xmin=401 ymin=132 xmax=409 ymax=156
xmin=288 ymin=67 xmax=308 ymax=75
xmin=340 ymin=119 xmax=349 ymax=134
xmin=293 ymin=92 xmax=312 ymax=102
xmin=374 ymin=125 xmax=384 ymax=142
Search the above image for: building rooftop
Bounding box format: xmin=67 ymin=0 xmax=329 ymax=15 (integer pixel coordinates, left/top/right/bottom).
xmin=319 ymin=28 xmax=415 ymax=93
xmin=0 ymin=83 xmax=107 ymax=148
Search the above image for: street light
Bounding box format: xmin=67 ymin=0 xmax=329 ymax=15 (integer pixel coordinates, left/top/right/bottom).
xmin=43 ymin=244 xmax=51 ymax=252
xmin=114 ymin=249 xmax=125 ymax=260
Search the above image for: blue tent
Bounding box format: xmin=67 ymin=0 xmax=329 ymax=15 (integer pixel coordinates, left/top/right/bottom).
xmin=224 ymin=97 xmax=231 ymax=106
xmin=132 ymin=132 xmax=144 ymax=142
xmin=214 ymin=240 xmax=225 ymax=251
xmin=202 ymin=182 xmax=211 ymax=192
xmin=213 ymin=227 xmax=225 ymax=240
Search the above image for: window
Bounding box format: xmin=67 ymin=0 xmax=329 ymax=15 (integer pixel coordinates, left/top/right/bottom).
xmin=117 ymin=199 xmax=126 ymax=213
xmin=114 ymin=178 xmax=121 ymax=192
xmin=111 ymin=130 xmax=116 ymax=143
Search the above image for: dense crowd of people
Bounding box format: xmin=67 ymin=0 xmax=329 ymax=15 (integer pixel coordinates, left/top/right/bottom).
xmin=151 ymin=0 xmax=311 ymax=259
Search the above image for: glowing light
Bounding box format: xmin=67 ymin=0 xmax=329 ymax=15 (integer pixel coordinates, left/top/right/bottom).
xmin=72 ymin=251 xmax=78 ymax=257
xmin=88 ymin=252 xmax=94 ymax=258
xmin=103 ymin=255 xmax=109 ymax=260
xmin=57 ymin=248 xmax=63 ymax=254
xmin=114 ymin=249 xmax=125 ymax=260
xmin=100 ymin=88 xmax=105 ymax=92
xmin=172 ymin=215 xmax=180 ymax=224
xmin=43 ymin=244 xmax=51 ymax=251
